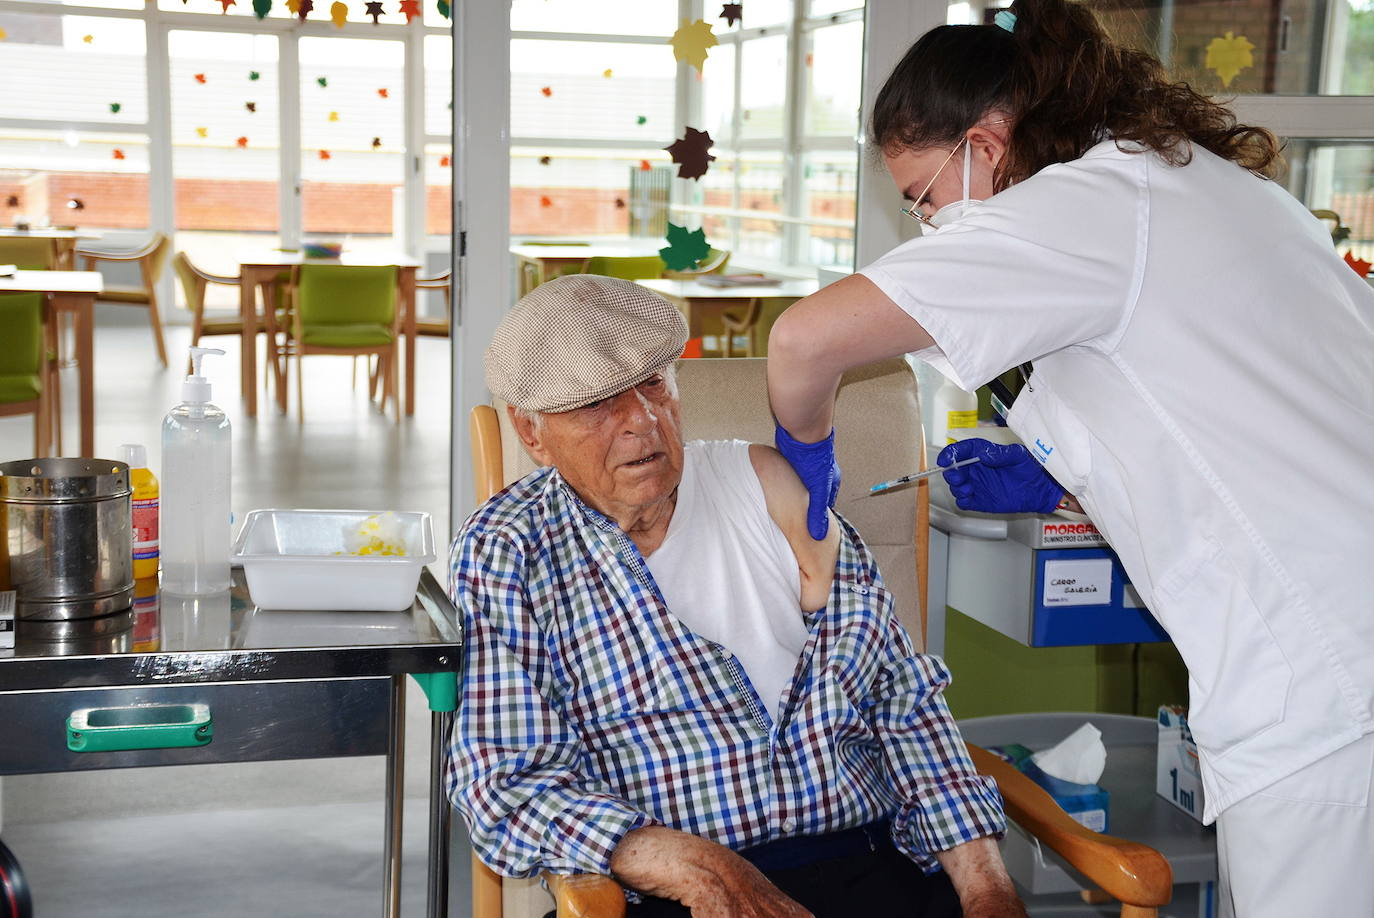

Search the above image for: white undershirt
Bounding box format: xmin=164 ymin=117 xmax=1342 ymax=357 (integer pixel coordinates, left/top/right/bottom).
xmin=645 ymin=440 xmax=810 ymax=723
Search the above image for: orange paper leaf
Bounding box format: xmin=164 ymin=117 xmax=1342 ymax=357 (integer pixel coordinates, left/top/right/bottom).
xmin=112 ymin=149 xmax=125 ymax=160
xmin=236 ymin=136 xmax=249 ymax=148
xmin=1345 ymin=250 xmax=1372 ymax=277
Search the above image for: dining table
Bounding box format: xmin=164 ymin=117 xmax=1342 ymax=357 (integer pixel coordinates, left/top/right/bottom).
xmin=0 ymin=269 xmax=103 ymax=457
xmin=510 ymin=243 xmax=663 ymax=296
xmin=237 ymin=253 xmax=421 ymax=419
xmin=635 ymin=277 xmax=820 ymax=355
xmin=0 ymin=228 xmax=101 ymax=270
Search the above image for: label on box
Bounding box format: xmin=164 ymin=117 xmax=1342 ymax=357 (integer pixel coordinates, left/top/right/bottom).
xmin=1069 ymin=808 xmax=1107 ymax=832
xmin=1043 ymin=558 xmax=1113 ymax=606
xmin=1039 ymin=519 xmax=1108 ymax=547
xmin=1157 ymin=705 xmax=1206 ymax=822
xmin=0 ymin=590 xmax=14 ymax=649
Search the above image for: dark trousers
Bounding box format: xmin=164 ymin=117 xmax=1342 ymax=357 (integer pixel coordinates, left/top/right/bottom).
xmin=623 ymin=824 xmax=962 ymax=918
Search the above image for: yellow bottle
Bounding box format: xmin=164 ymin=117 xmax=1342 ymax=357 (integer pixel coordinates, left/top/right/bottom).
xmin=120 ymin=443 xmax=160 ymax=581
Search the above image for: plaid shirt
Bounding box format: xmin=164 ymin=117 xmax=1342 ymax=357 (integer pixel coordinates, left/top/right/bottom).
xmin=447 ymin=462 xmax=1006 ymax=880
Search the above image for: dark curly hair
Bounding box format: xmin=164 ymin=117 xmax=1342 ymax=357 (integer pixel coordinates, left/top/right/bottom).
xmin=870 ymin=0 xmax=1282 ymax=191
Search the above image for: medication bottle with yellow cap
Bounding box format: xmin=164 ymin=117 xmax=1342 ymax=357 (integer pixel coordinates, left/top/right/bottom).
xmin=119 ymin=443 xmax=159 ymax=580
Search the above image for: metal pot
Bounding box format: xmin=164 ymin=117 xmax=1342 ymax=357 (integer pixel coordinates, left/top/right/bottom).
xmin=0 ymin=458 xmax=134 ymax=621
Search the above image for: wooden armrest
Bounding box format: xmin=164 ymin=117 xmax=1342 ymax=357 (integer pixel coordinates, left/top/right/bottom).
xmin=967 ymin=744 xmax=1172 ymax=908
xmin=416 ymin=269 xmax=451 ymax=286
xmin=545 ymin=872 xmax=626 ymax=918
xmin=189 ymin=265 xmax=241 ymax=286
xmin=77 ymin=240 xmax=160 ymax=263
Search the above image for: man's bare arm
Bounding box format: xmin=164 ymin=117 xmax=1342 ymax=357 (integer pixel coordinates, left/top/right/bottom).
xmin=936 ymin=837 xmax=1029 ymax=918
xmin=610 ymin=826 xmax=812 ymax=918
xmin=749 ymin=444 xmax=841 ymax=611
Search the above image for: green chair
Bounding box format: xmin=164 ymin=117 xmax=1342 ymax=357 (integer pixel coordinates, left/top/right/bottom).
xmin=583 ymin=254 xmax=666 ymax=281
xmin=0 ymin=292 xmax=52 ymax=456
xmin=288 ymin=264 xmax=400 ymax=423
xmin=78 ymin=232 xmax=173 ymax=367
xmin=0 ymin=237 xmax=60 ymax=271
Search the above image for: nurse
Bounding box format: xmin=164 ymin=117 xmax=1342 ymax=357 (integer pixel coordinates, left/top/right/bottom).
xmin=765 ymin=0 xmax=1374 ymax=914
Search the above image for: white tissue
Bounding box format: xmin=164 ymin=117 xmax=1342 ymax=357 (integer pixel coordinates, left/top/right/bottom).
xmin=1031 ymin=722 xmax=1107 ymax=785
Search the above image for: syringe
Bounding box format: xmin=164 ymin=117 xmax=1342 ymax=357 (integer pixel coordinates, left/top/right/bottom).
xmin=869 ymin=456 xmax=981 ymax=494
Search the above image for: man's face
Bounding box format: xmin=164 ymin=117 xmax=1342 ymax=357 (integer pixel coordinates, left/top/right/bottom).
xmin=512 ymin=371 xmax=685 ymax=521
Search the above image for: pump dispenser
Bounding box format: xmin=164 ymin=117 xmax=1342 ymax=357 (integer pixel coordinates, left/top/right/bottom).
xmin=161 ymin=346 xmax=232 ymax=594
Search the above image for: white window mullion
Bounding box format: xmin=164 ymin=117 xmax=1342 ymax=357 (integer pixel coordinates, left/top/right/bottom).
xmin=403 ymin=21 xmax=426 ymax=259
xmin=782 ymin=3 xmax=807 ymax=266
xmin=144 ymin=6 xmax=175 ymax=309
xmin=278 ymin=33 xmax=301 ymax=249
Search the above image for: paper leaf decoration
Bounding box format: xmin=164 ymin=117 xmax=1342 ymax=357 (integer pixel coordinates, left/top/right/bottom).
xmin=377 ymin=88 xmax=389 ymax=98
xmin=538 ymin=156 xmax=551 ymax=165
xmin=0 ymin=28 xmax=7 ymax=41
xmin=109 ymin=102 xmax=121 ymax=114
xmin=330 ymin=1 xmax=348 ymax=26
xmin=540 ymin=195 xmax=553 ymax=208
xmin=603 ymin=69 xmax=613 ymax=78
xmin=1345 ymin=250 xmax=1373 ymax=277
xmin=246 ymin=101 xmax=257 ymax=113
xmin=365 ymin=1 xmax=383 ymax=22
xmin=236 ymin=136 xmax=249 ymax=148
xmin=439 ymin=154 xmax=450 ymax=167
xmin=636 ymin=115 xmax=647 ymax=125
xmin=639 ymin=159 xmax=652 ymax=171
xmin=195 ymin=126 xmax=208 ymax=138
xmin=252 ymin=0 xmax=271 ymax=18
xmin=437 ymin=0 xmax=450 ymax=19
xmin=540 ymin=86 xmax=552 ymax=97
xmin=194 ymin=73 xmax=207 ymax=84
xmin=614 ymin=197 xmax=626 ymax=209
xmin=319 ymin=149 xmax=331 ymax=160
xmin=5 ymin=196 xmax=19 ymax=208
xmin=219 ymin=0 xmax=236 ymax=11
xmin=670 ymin=19 xmax=718 ymax=73
xmin=329 ymin=110 xmax=340 ymax=121
xmin=371 ymin=137 xmax=382 ymax=149
xmin=664 ymin=127 xmax=715 ymax=180
xmin=659 ymin=223 xmax=711 ymax=271
xmin=298 ymin=0 xmax=314 ymax=20
xmin=399 ymin=0 xmax=420 ymax=21
xmin=1205 ymin=31 xmax=1254 ymax=88
xmin=112 ymin=149 xmax=125 ymax=160
xmin=286 ymin=0 xmax=301 ymax=11
xmin=317 ymin=77 xmax=328 ymax=88
xmin=83 ymin=34 xmax=94 ymax=44
xmin=67 ymin=198 xmax=85 ymax=211
xmin=721 ymin=3 xmax=742 ymax=26
xmin=249 ymin=70 xmax=261 ymax=80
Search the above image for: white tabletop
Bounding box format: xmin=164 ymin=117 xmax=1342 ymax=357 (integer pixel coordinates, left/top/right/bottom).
xmin=511 ymin=244 xmax=661 ymax=260
xmin=637 ymin=278 xmax=819 ymax=300
xmin=0 ymin=228 xmax=100 ymax=240
xmin=0 ymin=270 xmax=103 ymax=294
xmin=239 ymin=252 xmax=422 ymax=269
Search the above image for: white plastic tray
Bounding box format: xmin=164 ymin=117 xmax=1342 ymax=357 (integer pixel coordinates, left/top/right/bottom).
xmin=232 ymin=509 xmax=436 ymax=612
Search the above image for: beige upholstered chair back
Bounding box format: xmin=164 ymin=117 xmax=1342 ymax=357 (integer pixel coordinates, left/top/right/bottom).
xmin=484 ymin=356 xmax=928 ymax=645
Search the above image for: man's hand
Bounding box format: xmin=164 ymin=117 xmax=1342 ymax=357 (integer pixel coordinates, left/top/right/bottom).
xmin=610 ymin=826 xmax=812 ymax=918
xmin=935 ymin=837 xmax=1029 ymax=918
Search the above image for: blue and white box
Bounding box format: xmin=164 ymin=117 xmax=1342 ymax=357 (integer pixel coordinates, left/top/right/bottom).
xmin=1156 ymin=705 xmax=1205 ymax=822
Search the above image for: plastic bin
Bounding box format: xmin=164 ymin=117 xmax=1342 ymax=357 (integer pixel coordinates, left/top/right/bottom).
xmin=232 ymin=509 xmax=436 ymax=611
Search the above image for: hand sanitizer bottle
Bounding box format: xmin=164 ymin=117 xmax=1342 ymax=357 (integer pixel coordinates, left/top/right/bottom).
xmin=161 ymin=346 xmax=231 ymax=594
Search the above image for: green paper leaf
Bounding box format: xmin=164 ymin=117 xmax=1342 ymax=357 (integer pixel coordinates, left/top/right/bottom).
xmin=252 ymin=0 xmax=271 ymax=18
xmin=249 ymin=70 xmax=261 ymax=81
xmin=317 ymin=76 xmax=328 ymax=88
xmin=437 ymin=0 xmax=450 ymax=18
xmin=659 ymin=223 xmax=711 ymax=272
xmin=636 ymin=115 xmax=647 ymax=125
xmin=109 ymin=102 xmax=121 ymax=114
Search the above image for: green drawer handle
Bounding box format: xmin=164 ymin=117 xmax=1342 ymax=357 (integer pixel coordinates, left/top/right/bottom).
xmin=67 ymin=704 xmax=213 ymax=753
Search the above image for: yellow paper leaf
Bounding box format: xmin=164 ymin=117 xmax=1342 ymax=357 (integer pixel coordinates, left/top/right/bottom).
xmin=83 ymin=34 xmax=93 ymax=43
xmin=328 ymin=110 xmax=340 ymax=122
xmin=195 ymin=126 xmax=208 ymax=138
xmin=330 ymin=1 xmax=347 ymax=26
xmin=670 ymin=19 xmax=718 ymax=73
xmin=0 ymin=28 xmax=7 ymax=41
xmin=603 ymin=69 xmax=613 ymax=78
xmin=1205 ymin=31 xmax=1255 ymax=88
xmin=286 ymin=0 xmax=301 ymax=12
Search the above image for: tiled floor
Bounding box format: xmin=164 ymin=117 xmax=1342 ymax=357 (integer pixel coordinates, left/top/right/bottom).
xmin=0 ymin=306 xmax=471 ymax=917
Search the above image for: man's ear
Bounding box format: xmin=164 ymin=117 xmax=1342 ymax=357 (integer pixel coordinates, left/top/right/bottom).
xmin=507 ymin=404 xmax=554 ymax=466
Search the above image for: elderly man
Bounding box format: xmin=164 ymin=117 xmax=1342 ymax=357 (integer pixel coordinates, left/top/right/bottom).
xmin=449 ymin=275 xmax=1025 ymax=918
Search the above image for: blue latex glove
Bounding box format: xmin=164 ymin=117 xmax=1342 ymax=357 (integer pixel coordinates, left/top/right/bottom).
xmin=937 ymin=439 xmax=1064 ymax=515
xmin=775 ymin=424 xmax=840 ymax=540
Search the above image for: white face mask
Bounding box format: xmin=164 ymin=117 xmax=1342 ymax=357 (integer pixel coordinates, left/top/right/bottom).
xmin=925 ymin=141 xmax=981 ymax=230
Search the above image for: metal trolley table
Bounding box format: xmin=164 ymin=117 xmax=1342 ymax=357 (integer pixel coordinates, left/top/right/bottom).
xmin=0 ymin=567 xmax=461 ymax=918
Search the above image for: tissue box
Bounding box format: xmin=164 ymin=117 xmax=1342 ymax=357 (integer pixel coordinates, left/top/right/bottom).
xmin=1156 ymin=705 xmax=1205 ymax=822
xmin=989 ymin=743 xmax=1110 ymax=833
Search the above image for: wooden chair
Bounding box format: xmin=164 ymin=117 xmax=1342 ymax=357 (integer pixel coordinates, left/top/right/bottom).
xmin=0 ymin=237 xmax=61 ymax=272
xmin=583 ymin=254 xmax=666 ymax=281
xmin=78 ymin=232 xmax=173 ymax=367
xmin=0 ymin=292 xmax=54 ymax=457
xmin=286 ymin=263 xmax=401 ymax=423
xmin=415 ymin=267 xmax=452 ymax=337
xmin=466 ymin=357 xmax=1173 ymax=918
xmin=661 ymin=247 xmax=730 ymax=279
xmin=172 ymin=251 xmax=289 ymax=393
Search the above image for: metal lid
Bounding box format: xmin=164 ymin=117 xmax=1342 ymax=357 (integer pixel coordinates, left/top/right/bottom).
xmin=0 ymin=458 xmax=131 ymax=503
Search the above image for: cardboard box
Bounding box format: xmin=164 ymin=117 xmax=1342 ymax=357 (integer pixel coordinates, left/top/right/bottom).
xmin=1156 ymin=705 xmax=1205 ymax=822
xmin=989 ymin=742 xmax=1110 ymax=833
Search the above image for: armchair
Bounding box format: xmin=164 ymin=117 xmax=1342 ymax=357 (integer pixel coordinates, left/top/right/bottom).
xmin=78 ymin=232 xmax=172 ymax=367
xmin=466 ymin=358 xmax=1171 ymax=918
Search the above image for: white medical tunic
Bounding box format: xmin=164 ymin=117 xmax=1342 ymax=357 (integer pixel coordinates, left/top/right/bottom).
xmin=860 ymin=140 xmax=1374 ymax=823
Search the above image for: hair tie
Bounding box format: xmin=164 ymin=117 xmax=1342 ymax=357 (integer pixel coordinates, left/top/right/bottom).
xmin=994 ymin=9 xmax=1017 ymax=32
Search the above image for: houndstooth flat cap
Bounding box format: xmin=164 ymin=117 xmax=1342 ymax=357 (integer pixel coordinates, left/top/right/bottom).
xmin=484 ymin=274 xmax=689 ymax=413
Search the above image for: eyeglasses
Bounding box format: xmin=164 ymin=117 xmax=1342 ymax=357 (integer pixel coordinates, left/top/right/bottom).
xmin=898 ymin=119 xmax=1011 ymax=230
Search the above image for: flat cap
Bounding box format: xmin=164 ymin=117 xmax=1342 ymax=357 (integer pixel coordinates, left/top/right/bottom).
xmin=485 ymin=274 xmax=689 ymax=413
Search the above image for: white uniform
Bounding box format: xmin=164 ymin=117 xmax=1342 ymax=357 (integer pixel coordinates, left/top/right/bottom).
xmin=860 ymin=140 xmax=1374 ymax=913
